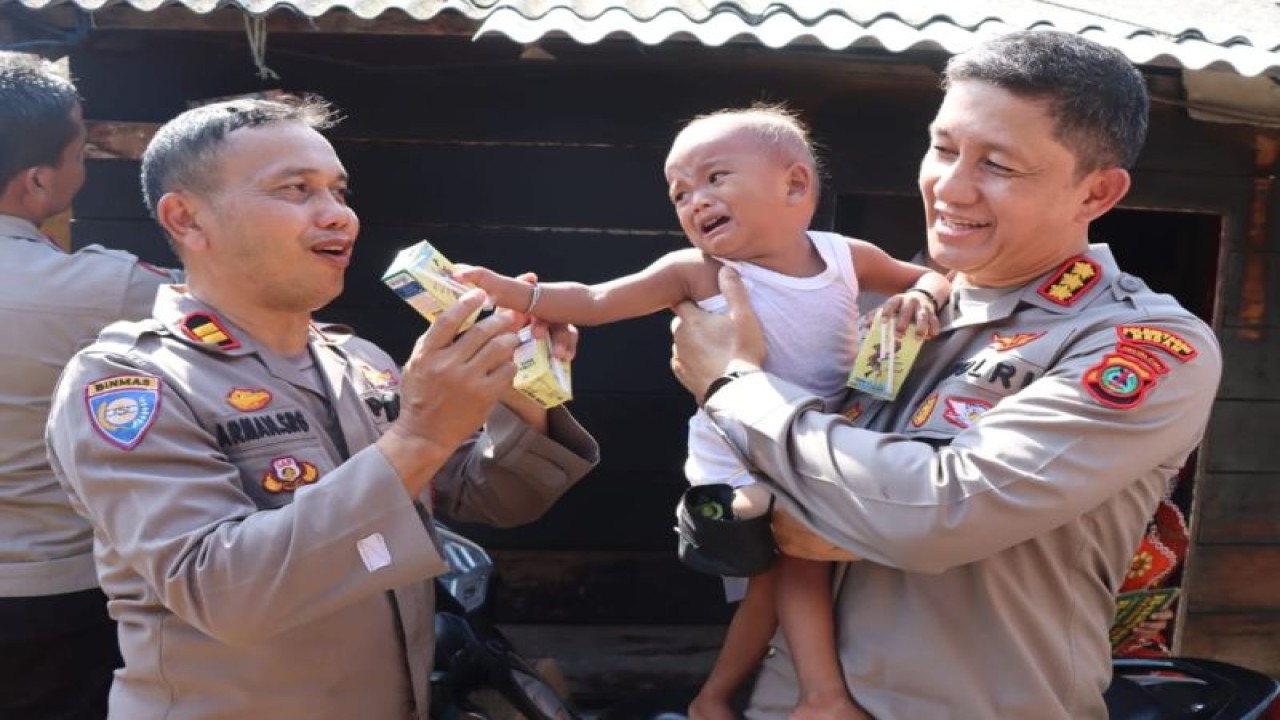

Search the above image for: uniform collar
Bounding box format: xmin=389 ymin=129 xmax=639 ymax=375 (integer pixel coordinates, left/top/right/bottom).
xmin=153 ymin=285 xmax=259 ymax=358
xmin=153 ymin=286 xmax=351 ymax=400
xmin=944 ymin=244 xmax=1120 ymax=329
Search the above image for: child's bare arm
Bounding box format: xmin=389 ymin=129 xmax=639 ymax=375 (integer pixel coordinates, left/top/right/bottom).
xmin=455 ymin=249 xmax=712 ymax=327
xmin=848 ymin=239 xmax=952 ymax=338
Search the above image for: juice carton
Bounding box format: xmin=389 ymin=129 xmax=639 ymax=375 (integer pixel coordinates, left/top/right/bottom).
xmin=382 ymin=240 xmax=481 ymax=332
xmin=513 ymin=325 xmax=573 ymax=409
xmin=847 ymin=308 xmax=925 ymax=400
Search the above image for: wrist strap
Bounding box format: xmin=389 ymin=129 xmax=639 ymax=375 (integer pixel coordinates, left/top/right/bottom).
xmin=905 ymin=286 xmax=939 ymax=311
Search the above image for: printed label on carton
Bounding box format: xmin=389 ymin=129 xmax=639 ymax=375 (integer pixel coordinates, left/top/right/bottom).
xmin=381 ymin=240 xmax=480 ymax=331
xmin=847 ymin=308 xmax=925 ymax=400
xmin=513 ymin=326 xmax=573 ymax=408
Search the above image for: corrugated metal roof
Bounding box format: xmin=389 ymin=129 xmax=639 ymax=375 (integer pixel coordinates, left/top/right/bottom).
xmin=12 ymin=0 xmax=475 ymax=20
xmin=12 ymin=0 xmax=1280 ymax=77
xmin=473 ymin=0 xmax=1280 ymax=77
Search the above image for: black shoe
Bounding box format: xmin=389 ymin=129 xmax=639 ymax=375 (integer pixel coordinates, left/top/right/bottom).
xmin=674 ymin=483 xmax=777 ymax=577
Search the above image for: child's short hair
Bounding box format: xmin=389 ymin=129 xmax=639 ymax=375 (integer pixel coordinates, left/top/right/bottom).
xmin=685 ymin=103 xmax=821 ymax=180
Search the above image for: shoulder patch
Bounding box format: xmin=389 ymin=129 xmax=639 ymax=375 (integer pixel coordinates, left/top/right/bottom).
xmin=1082 ymin=353 xmax=1159 ymax=410
xmin=84 ymin=374 xmax=161 ymax=450
xmin=181 ymin=312 xmax=241 ymax=351
xmin=1116 ymin=325 xmax=1198 ymax=362
xmin=1037 ymin=256 xmax=1101 ymax=306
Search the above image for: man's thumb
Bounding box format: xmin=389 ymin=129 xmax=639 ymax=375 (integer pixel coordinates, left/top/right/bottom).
xmin=719 ymin=265 xmax=749 ymax=314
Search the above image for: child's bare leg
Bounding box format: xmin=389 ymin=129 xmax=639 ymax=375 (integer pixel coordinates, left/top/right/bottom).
xmin=777 ymin=555 xmax=870 ymax=720
xmin=689 ymin=567 xmax=778 ymax=720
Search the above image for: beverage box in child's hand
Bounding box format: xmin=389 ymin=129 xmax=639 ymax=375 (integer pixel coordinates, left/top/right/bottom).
xmin=382 ymin=240 xmax=481 ymax=332
xmin=847 ymin=308 xmax=925 ymax=401
xmin=514 ymin=325 xmax=573 ymax=408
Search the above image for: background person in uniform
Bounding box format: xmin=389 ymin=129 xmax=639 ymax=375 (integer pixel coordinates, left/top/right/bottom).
xmin=45 ymin=95 xmax=598 ymax=720
xmin=0 ymin=50 xmax=180 ymax=720
xmin=668 ymin=30 xmax=1222 ymax=719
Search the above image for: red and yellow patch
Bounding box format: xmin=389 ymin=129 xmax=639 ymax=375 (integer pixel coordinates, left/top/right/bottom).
xmin=1037 ymin=257 xmax=1101 ymax=306
xmin=262 ymin=456 xmax=320 ymax=493
xmin=181 ymin=312 xmax=241 ymax=351
xmin=357 ymin=361 xmax=398 ymax=390
xmin=843 ymin=402 xmax=865 ymax=422
xmin=1116 ymin=325 xmax=1198 ymax=362
xmin=989 ymin=332 xmax=1046 ymax=352
xmin=942 ymin=397 xmax=992 ymax=429
xmin=226 ymin=388 xmax=273 ymax=412
xmin=1082 ymin=353 xmax=1160 ymax=409
xmin=910 ymin=392 xmax=938 ymax=427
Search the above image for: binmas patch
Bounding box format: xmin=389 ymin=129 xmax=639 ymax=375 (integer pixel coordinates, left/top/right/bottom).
xmin=1037 ymin=257 xmax=1101 ymax=306
xmin=262 ymin=456 xmax=321 ymax=493
xmin=85 ymin=374 xmax=161 ymax=450
xmin=1082 ymin=352 xmax=1160 ymax=410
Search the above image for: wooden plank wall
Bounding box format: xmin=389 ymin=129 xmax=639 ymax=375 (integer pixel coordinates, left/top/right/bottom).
xmin=61 ymin=26 xmax=1278 ymax=686
xmin=1183 ymin=135 xmax=1280 ymax=674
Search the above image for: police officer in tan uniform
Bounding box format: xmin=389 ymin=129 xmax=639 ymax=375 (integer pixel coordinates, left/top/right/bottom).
xmin=46 ymin=96 xmax=598 ymax=720
xmin=0 ymin=51 xmax=180 ymax=720
xmin=670 ymin=31 xmax=1221 ymax=720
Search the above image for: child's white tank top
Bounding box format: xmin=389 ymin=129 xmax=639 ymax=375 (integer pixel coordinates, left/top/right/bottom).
xmin=685 ymin=231 xmax=862 ymax=486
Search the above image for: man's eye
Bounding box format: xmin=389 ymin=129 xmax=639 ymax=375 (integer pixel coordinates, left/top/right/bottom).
xmin=333 ymin=187 xmax=353 ymax=203
xmin=671 ymin=191 xmax=687 ymax=204
xmin=984 ymin=160 xmax=1016 ymax=174
xmin=931 ymin=145 xmax=957 ymax=158
xmin=709 ymin=171 xmax=727 ymax=183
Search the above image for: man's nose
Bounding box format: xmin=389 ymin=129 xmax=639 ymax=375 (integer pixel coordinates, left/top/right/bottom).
xmin=315 ymin=192 xmax=356 ymax=229
xmin=931 ymin=160 xmax=977 ymax=205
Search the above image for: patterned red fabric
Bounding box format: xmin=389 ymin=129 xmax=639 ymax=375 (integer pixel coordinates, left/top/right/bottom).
xmin=1114 ymin=497 xmax=1190 ymax=657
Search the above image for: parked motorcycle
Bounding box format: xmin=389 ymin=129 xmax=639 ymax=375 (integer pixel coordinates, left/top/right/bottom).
xmin=1107 ymin=656 xmax=1279 ymax=719
xmin=430 ymin=522 xmax=1279 ymax=720
xmin=430 ymin=522 xmax=581 ymax=720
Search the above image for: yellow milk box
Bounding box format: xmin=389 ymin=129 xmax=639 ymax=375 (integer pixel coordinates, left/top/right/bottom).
xmin=513 ymin=325 xmax=573 ymax=408
xmin=847 ymin=308 xmax=925 ymax=400
xmin=382 ymin=240 xmax=481 ymax=331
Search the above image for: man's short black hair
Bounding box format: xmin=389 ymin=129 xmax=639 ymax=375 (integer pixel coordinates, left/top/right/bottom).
xmin=0 ymin=52 xmax=81 ymax=189
xmin=943 ymin=30 xmax=1150 ymax=174
xmin=140 ymin=94 xmax=338 ymax=218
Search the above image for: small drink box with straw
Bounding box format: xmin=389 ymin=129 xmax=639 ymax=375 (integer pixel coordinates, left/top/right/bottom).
xmin=382 ymin=240 xmax=573 ymax=408
xmin=847 ymin=308 xmax=925 ymax=400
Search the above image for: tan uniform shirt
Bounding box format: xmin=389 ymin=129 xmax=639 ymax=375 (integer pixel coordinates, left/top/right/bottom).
xmin=46 ymin=286 xmax=599 ymax=720
xmin=707 ymin=245 xmax=1221 ymax=720
xmin=0 ymin=215 xmax=177 ymax=598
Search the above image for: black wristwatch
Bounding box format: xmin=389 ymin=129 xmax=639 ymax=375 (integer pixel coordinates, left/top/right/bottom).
xmin=702 ymin=369 xmax=757 ymax=407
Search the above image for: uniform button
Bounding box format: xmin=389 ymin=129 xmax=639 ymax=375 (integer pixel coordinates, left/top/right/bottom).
xmin=1118 ymin=275 xmax=1143 ymax=292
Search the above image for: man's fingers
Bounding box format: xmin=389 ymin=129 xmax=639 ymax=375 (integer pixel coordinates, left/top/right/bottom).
xmin=419 ymin=290 xmax=490 ymax=350
xmin=448 ymin=311 xmax=519 ymax=365
xmin=670 ymin=299 xmax=701 ymax=321
xmin=718 ymin=265 xmax=750 ymax=317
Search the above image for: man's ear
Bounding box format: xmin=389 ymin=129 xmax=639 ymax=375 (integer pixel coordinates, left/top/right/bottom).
xmin=155 ymin=192 xmax=209 ymax=254
xmin=783 ymin=162 xmax=815 ymax=205
xmin=1076 ymin=167 xmax=1131 ymax=223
